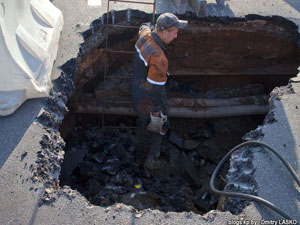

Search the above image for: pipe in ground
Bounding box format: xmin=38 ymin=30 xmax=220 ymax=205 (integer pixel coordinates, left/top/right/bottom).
xmin=76 ymin=104 xmax=269 ymax=118
xmin=96 ymin=95 xmax=269 ymax=108
xmin=168 ymin=95 xmax=268 ymax=108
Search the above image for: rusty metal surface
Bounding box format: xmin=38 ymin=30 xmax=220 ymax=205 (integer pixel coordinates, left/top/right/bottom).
xmin=76 ymin=104 xmax=269 ymax=118
xmin=168 ymin=95 xmax=269 ymax=107
xmin=101 ymin=95 xmax=268 ymax=107
xmin=94 ymin=87 xmax=268 ymax=107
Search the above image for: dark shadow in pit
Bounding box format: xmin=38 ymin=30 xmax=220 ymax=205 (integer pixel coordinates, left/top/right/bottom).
xmin=0 ymin=99 xmax=43 ymax=168
xmin=59 ymin=114 xmax=265 ymax=214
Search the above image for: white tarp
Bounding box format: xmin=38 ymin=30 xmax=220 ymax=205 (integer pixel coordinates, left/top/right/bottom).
xmin=0 ymin=0 xmax=63 ymax=116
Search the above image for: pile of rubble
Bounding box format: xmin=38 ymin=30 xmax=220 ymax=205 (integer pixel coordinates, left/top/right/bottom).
xmin=60 ymin=118 xmax=230 ymax=214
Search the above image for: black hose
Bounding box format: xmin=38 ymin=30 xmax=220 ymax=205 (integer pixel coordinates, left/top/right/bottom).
xmin=210 ymin=140 xmax=300 ymax=221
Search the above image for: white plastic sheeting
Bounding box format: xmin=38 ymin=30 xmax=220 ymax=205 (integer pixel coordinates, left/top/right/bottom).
xmin=0 ymin=0 xmax=63 ymax=116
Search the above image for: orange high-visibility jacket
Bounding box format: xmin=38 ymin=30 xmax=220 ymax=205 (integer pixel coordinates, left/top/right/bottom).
xmin=131 ymin=24 xmax=169 ymax=117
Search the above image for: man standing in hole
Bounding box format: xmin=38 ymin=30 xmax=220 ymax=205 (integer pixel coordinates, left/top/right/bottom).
xmin=131 ymin=13 xmax=187 ymax=176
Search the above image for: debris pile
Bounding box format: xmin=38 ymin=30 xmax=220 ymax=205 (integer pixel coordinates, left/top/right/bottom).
xmin=224 ymin=147 xmax=258 ymax=214
xmin=60 ymin=115 xmax=263 ymax=214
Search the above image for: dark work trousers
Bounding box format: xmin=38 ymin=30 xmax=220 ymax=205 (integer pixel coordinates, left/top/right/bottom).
xmin=135 ymin=87 xmax=169 ymax=164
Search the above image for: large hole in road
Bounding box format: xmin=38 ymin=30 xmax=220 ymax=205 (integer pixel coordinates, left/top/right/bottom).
xmin=59 ymin=10 xmax=300 ymax=214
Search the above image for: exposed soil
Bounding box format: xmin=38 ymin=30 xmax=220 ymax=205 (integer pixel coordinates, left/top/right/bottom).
xmin=71 ymin=11 xmax=300 ymax=117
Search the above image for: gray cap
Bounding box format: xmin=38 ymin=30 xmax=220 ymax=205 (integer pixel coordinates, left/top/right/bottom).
xmin=156 ymin=13 xmax=188 ymax=31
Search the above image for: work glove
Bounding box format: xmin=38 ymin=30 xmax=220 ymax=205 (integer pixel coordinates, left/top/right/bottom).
xmin=146 ymin=111 xmax=167 ymax=135
xmin=139 ymin=22 xmax=153 ymax=35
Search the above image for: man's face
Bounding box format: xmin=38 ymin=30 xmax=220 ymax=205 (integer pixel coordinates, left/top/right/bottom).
xmin=162 ymin=27 xmax=179 ymax=44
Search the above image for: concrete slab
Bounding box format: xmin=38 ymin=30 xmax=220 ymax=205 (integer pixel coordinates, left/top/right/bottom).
xmin=251 ymin=77 xmax=300 ymax=220
xmin=1 ymin=0 xmax=300 ymax=224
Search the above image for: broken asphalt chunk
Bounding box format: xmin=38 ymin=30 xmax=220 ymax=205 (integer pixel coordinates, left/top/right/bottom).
xmin=168 ymin=129 xmax=184 ymax=148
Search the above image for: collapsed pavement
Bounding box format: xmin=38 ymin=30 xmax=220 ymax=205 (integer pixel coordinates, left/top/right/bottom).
xmin=1 ymin=0 xmax=300 ymax=224
xmin=55 ymin=9 xmax=299 ymax=217
xmin=36 ymin=9 xmax=300 ymax=219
